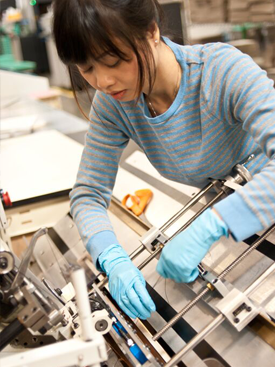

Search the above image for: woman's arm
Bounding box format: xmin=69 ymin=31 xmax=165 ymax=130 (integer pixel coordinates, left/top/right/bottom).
xmin=70 ymin=92 xmax=129 ymax=263
xmin=204 ymin=43 xmax=275 ymax=240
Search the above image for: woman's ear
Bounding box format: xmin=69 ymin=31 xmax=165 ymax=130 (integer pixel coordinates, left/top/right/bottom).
xmin=146 ymin=22 xmax=160 ymax=45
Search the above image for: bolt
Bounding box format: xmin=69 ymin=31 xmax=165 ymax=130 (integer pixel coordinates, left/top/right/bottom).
xmin=234 ymin=317 xmax=240 ymax=324
xmin=55 ymin=288 xmax=62 ymax=296
xmin=73 ymin=323 xmax=79 ymax=329
xmin=9 ymin=297 xmax=18 ymax=307
xmin=246 ymin=306 xmax=252 ymax=312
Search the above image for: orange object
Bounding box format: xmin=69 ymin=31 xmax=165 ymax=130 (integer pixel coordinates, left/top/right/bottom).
xmin=121 ymin=189 xmax=153 ymax=216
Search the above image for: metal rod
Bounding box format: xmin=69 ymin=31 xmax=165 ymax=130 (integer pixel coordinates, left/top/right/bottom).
xmin=170 ymin=190 xmax=224 ymax=240
xmin=129 ymin=245 xmax=145 ymax=261
xmin=160 ymin=181 xmax=217 ymax=232
xmin=218 ymin=223 xmax=275 ymax=280
xmin=244 ymin=262 xmax=275 ymax=296
xmin=137 ymin=245 xmax=163 ymax=270
xmin=164 ymin=259 xmax=275 ymax=367
xmin=153 ymin=287 xmax=210 ymax=341
xmin=153 ymin=222 xmax=275 ymax=341
xmin=164 ymin=314 xmax=225 ymax=367
xmin=11 ymin=227 xmax=48 ymax=290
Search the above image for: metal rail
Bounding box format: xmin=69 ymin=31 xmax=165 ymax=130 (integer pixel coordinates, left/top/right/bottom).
xmin=171 ymin=190 xmax=224 ymax=240
xmin=160 ymin=180 xmax=218 ymax=233
xmin=153 ymin=223 xmax=275 ymax=341
xmin=164 ymin=262 xmax=275 ymax=367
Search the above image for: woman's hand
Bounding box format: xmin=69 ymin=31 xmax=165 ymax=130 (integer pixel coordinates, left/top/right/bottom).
xmin=98 ymin=244 xmax=156 ymax=319
xmin=156 ymin=208 xmax=229 ymax=283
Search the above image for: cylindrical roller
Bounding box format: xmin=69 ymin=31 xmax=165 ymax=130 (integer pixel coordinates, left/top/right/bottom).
xmin=0 ymin=238 xmax=15 ymax=274
xmin=91 ymin=309 xmax=112 ymax=335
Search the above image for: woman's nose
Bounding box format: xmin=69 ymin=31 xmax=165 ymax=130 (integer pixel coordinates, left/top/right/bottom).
xmin=96 ymin=70 xmax=115 ymax=91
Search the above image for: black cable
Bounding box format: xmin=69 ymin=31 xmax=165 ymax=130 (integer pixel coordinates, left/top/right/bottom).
xmin=0 ymin=319 xmax=26 ymax=351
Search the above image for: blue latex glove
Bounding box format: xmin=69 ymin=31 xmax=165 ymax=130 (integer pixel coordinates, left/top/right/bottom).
xmin=98 ymin=244 xmax=156 ymax=319
xmin=156 ymin=208 xmax=229 ymax=283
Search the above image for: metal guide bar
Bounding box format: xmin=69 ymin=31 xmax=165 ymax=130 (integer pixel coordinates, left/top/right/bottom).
xmin=146 ymin=283 xmax=231 ymax=367
xmin=153 ymin=223 xmax=275 ymax=341
xmin=163 ymin=263 xmax=275 ymax=367
xmin=107 ymin=187 xmax=275 ymax=346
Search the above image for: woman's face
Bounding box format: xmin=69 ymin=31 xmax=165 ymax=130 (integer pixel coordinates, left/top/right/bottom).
xmin=77 ymin=44 xmax=141 ymax=102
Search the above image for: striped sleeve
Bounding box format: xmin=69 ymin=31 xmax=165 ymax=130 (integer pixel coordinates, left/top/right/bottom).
xmin=69 ymin=92 xmax=129 ymax=262
xmin=205 ymin=44 xmax=275 ymax=240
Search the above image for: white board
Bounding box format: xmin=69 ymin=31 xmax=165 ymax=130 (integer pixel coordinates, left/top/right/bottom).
xmin=0 ymin=130 xmax=83 ymax=203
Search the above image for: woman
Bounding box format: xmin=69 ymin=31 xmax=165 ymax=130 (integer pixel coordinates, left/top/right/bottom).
xmin=53 ymin=0 xmax=275 ymax=320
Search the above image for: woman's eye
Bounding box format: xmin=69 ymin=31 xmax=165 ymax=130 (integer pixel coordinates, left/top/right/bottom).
xmin=83 ymin=66 xmax=93 ymax=74
xmin=106 ymin=59 xmax=121 ymax=68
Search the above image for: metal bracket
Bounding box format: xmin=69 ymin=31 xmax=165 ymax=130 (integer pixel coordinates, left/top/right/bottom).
xmin=17 ymin=285 xmax=49 ymax=331
xmin=215 ymin=288 xmax=259 ymax=332
xmin=198 ymin=265 xmax=229 ymax=298
xmin=140 ymin=226 xmax=169 ymax=253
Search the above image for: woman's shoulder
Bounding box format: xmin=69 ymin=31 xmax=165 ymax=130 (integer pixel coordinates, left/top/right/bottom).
xmin=173 ymin=40 xmax=242 ymax=66
xmin=200 ymin=42 xmax=246 ymax=63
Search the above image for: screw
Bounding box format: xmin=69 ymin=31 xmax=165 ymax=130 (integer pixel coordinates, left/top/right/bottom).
xmin=246 ymin=306 xmax=252 ymax=312
xmin=62 ymin=320 xmax=68 ymax=327
xmin=234 ymin=317 xmax=240 ymax=324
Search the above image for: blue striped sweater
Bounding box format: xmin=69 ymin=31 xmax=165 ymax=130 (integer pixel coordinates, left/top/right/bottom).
xmin=70 ymin=37 xmax=275 ymax=264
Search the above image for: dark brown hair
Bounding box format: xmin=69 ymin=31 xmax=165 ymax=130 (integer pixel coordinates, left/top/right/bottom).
xmin=53 ymin=0 xmax=164 ymax=116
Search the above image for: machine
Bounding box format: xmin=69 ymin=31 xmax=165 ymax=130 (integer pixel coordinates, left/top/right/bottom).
xmin=0 ymin=157 xmax=274 ymax=367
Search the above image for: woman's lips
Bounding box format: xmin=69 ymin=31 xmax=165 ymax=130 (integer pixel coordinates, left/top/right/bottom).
xmin=109 ymin=90 xmax=126 ymax=100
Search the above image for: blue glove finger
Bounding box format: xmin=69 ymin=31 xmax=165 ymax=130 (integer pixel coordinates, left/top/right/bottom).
xmin=157 ymin=247 xmax=200 ymax=283
xmin=133 ymin=281 xmax=156 ymax=313
xmin=185 ymin=268 xmax=199 ymax=283
xmin=118 ymin=295 xmax=139 ymax=319
xmin=126 ymin=287 xmax=151 ymax=320
xmin=173 ymin=268 xmax=199 ymax=283
xmin=156 ymin=259 xmax=168 ymax=279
